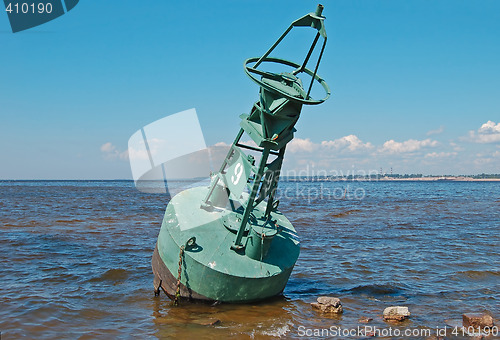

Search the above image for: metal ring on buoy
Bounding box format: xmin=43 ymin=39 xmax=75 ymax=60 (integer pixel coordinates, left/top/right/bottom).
xmin=272 ymin=200 xmax=280 ymax=211
xmin=185 ymin=236 xmax=197 ymax=249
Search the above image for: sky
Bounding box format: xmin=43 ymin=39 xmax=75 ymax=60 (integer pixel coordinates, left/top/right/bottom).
xmin=1 ymin=0 xmax=499 ymax=179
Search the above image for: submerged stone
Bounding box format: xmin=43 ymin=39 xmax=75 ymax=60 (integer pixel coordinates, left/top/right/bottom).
xmin=383 ymin=306 xmax=410 ymax=321
xmin=462 ymin=313 xmax=494 ymax=328
xmin=197 ymin=318 xmax=221 ymax=326
xmin=311 ymin=296 xmax=343 ymax=314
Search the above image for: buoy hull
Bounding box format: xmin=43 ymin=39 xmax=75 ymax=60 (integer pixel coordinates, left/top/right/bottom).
xmin=151 ymin=186 xmax=300 ymax=303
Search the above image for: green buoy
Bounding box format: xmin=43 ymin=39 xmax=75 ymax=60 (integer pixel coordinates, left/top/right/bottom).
xmin=152 ymin=4 xmax=330 ymax=303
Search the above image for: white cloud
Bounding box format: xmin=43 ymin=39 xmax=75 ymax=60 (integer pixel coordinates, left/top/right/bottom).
xmin=214 ymin=141 xmax=230 ymax=147
xmin=474 ymin=157 xmax=493 ymax=166
xmin=127 ymin=138 xmax=168 ymax=162
xmin=287 ymin=135 xmax=373 ymax=154
xmin=426 ymin=126 xmax=444 ymax=136
xmin=379 ymin=138 xmax=438 ymax=154
xmin=126 ymin=146 xmax=147 ymax=161
xmin=467 ymin=120 xmax=500 ymax=143
xmin=466 ymin=149 xmax=500 ymax=170
xmin=449 ymin=142 xmax=464 ymax=151
xmin=478 ymin=120 xmax=500 ymax=134
xmin=100 ymin=142 xmax=128 ymax=160
xmin=214 ymin=130 xmax=498 ymax=175
xmin=425 ymin=151 xmax=457 ymax=158
xmin=288 ymin=138 xmax=318 ymax=153
xmin=321 ymin=134 xmax=374 ymax=152
xmin=239 ymin=139 xmax=258 ymax=148
xmin=100 ymin=142 xmax=115 ymax=153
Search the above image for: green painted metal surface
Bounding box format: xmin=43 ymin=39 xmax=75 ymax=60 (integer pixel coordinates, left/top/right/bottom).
xmin=152 ymin=5 xmax=330 ymax=302
xmin=157 ymin=187 xmax=299 ymax=301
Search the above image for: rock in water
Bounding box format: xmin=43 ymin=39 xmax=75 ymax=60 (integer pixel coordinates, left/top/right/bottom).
xmin=462 ymin=313 xmax=494 ymax=328
xmin=311 ymin=296 xmax=343 ymax=314
xmin=201 ymin=319 xmax=221 ymax=326
xmin=192 ymin=318 xmax=221 ymax=326
xmin=383 ymin=306 xmax=411 ymax=321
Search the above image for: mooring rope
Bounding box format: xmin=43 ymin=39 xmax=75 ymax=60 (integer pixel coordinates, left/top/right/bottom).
xmin=174 ymin=245 xmax=185 ymax=306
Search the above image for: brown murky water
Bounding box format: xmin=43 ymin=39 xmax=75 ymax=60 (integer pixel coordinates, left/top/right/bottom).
xmin=0 ymin=181 xmax=499 ymax=339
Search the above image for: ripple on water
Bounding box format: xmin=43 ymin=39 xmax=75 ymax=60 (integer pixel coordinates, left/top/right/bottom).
xmin=455 ymin=270 xmax=500 ymax=280
xmin=326 ymin=209 xmax=361 ymax=218
xmin=0 ymin=180 xmax=499 ymax=338
xmin=88 ymin=268 xmax=130 ymax=284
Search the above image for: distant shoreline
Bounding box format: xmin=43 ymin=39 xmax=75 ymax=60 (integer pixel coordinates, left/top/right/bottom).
xmin=283 ymin=176 xmax=500 ymax=182
xmin=370 ymin=177 xmax=500 ymax=182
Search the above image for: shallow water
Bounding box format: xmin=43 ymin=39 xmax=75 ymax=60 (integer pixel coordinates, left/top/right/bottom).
xmin=0 ymin=180 xmax=499 ymax=339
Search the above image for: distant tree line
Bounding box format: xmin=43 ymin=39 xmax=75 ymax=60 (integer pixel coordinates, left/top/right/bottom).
xmin=281 ymin=173 xmax=500 ymax=181
xmin=472 ymin=173 xmax=500 ymax=179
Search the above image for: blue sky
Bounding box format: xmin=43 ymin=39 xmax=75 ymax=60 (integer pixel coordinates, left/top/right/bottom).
xmin=1 ymin=0 xmax=499 ymax=179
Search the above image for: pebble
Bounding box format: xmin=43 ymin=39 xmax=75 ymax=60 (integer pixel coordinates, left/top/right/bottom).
xmin=358 ymin=316 xmax=373 ymax=323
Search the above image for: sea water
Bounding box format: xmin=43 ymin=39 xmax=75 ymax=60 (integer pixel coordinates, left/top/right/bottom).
xmin=0 ymin=180 xmax=498 ymax=339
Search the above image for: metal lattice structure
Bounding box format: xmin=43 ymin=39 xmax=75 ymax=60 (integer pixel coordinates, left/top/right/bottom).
xmin=152 ymin=5 xmax=331 ymax=303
